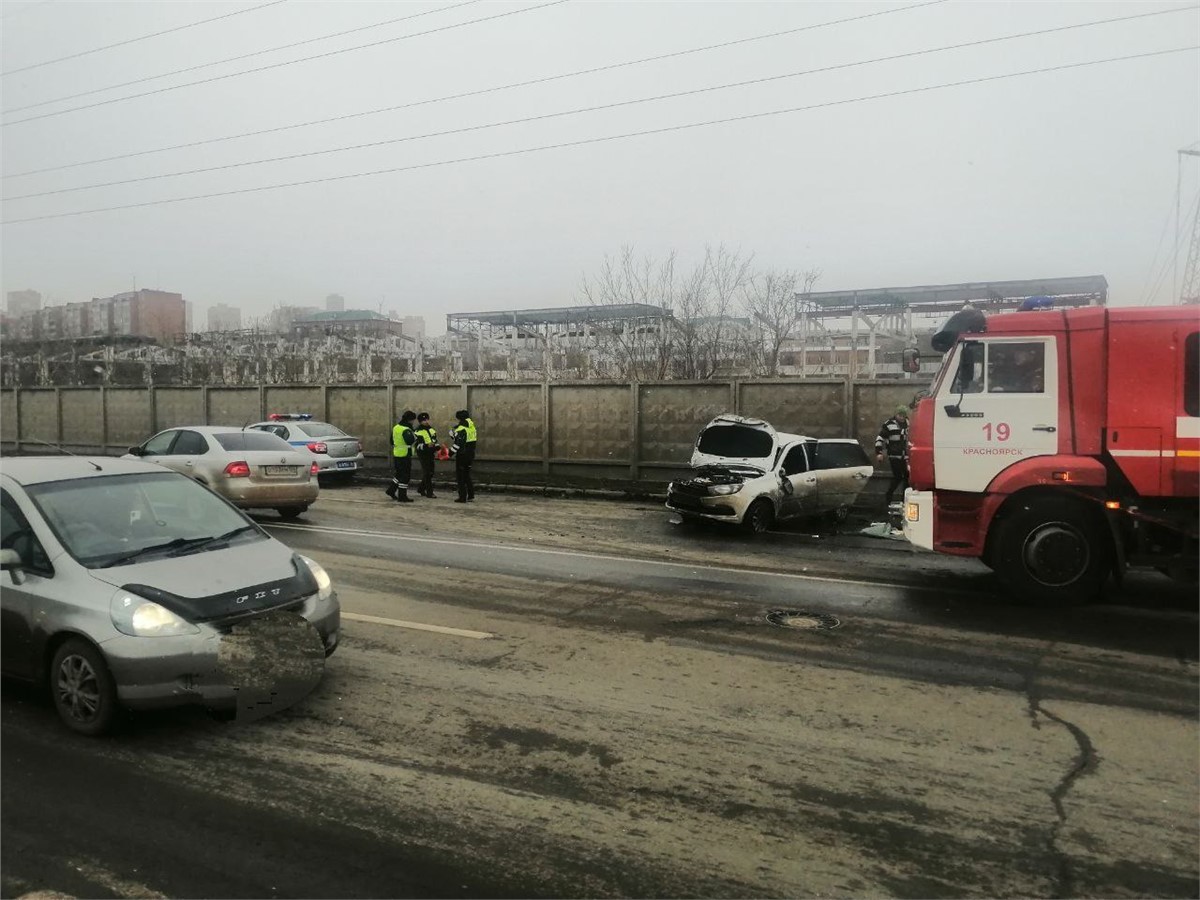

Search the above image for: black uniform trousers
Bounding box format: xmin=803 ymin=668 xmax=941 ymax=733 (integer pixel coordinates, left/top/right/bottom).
xmin=418 ymin=452 xmax=435 ymax=496
xmin=455 ymin=443 xmax=476 ymax=501
xmin=392 ymin=455 xmax=412 ymax=488
xmin=885 ymin=456 xmax=908 ymax=505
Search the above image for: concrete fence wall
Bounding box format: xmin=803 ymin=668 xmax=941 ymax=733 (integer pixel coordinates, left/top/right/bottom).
xmin=0 ymin=380 xmax=923 ymax=488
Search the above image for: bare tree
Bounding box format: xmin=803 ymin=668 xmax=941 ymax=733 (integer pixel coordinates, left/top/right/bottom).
xmin=579 ymin=246 xmax=677 ymax=381
xmin=742 ymin=268 xmax=821 ymax=376
xmin=673 ymin=245 xmax=754 ymax=379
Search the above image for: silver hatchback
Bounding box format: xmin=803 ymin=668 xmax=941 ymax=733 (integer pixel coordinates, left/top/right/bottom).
xmin=0 ymin=457 xmax=340 ymax=735
xmin=124 ymin=426 xmax=319 ymax=518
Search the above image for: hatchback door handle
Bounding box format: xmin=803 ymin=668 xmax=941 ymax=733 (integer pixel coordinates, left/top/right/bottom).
xmin=1032 ymin=425 xmax=1057 ymax=433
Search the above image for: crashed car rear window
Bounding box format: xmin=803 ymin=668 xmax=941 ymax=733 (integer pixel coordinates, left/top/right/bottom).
xmin=813 ymin=442 xmax=869 ymax=469
xmin=215 ymin=432 xmax=294 ymax=452
xmin=697 ymin=425 xmax=773 ymax=458
xmin=295 ymin=422 xmax=348 ymax=439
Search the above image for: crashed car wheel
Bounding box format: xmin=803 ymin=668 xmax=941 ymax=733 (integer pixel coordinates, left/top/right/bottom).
xmin=742 ymin=499 xmax=774 ymax=535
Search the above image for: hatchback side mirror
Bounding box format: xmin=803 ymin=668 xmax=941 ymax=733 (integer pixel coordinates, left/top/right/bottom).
xmin=0 ymin=548 xmax=25 ymax=584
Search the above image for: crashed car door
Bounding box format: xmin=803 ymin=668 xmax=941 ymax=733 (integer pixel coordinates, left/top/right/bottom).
xmin=777 ymin=444 xmax=818 ymax=519
xmin=811 ymin=440 xmax=873 ymax=513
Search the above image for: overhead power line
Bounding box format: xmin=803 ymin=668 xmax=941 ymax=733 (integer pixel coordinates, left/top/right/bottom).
xmin=4 ymin=0 xmax=477 ymax=99
xmin=2 ymin=1 xmax=287 ymax=77
xmin=5 ymin=45 xmax=1194 ymax=226
xmin=8 ymin=6 xmax=1193 ymax=203
xmin=0 ymin=0 xmax=566 ymax=125
xmin=1 ymin=0 xmax=946 ymax=180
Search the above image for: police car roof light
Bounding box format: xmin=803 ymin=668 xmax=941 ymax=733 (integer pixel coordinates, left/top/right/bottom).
xmin=268 ymin=412 xmax=313 ymax=421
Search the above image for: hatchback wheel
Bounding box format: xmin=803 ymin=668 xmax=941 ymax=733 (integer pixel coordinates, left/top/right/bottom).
xmin=742 ymin=499 xmax=774 ymax=535
xmin=51 ymin=638 xmax=117 ymax=736
xmin=277 ymin=506 xmax=307 ymax=520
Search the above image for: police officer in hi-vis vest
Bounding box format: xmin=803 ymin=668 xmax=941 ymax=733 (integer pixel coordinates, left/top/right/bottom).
xmin=414 ymin=412 xmax=438 ymax=498
xmin=386 ymin=410 xmax=417 ymax=503
xmin=451 ymin=409 xmax=477 ymax=503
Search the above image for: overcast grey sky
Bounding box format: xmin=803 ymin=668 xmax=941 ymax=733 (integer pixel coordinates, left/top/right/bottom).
xmin=1 ymin=0 xmax=1197 ymax=331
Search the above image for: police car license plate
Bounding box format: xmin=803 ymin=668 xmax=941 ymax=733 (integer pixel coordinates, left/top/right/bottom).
xmin=336 ymin=461 xmax=355 ymax=469
xmin=264 ymin=466 xmax=296 ymax=476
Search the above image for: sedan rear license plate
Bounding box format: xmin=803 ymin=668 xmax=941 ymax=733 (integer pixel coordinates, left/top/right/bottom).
xmin=264 ymin=466 xmax=297 ymax=476
xmin=336 ymin=461 xmax=355 ymax=469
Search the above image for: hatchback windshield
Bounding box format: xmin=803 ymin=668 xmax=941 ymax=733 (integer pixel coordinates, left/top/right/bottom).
xmin=26 ymin=471 xmax=262 ymax=568
xmin=296 ymin=422 xmax=348 ymax=439
xmin=697 ymin=425 xmax=773 ymax=458
xmin=215 ymin=432 xmax=294 ymax=452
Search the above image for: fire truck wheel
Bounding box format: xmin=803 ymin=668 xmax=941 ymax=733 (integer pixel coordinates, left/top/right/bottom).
xmin=995 ymin=500 xmax=1107 ymax=605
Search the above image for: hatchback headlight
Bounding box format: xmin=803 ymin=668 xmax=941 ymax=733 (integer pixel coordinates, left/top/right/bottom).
xmin=110 ymin=590 xmax=199 ymax=637
xmin=301 ymin=555 xmax=334 ymax=602
xmin=709 ymin=483 xmax=743 ymax=496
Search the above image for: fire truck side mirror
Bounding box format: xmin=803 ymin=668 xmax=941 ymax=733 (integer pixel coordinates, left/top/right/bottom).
xmin=901 ymin=348 xmax=921 ymax=373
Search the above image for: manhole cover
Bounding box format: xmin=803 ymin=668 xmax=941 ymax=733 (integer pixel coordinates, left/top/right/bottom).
xmin=765 ymin=610 xmax=841 ymax=630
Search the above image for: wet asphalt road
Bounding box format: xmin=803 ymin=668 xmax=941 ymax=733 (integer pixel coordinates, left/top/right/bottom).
xmin=2 ymin=489 xmax=1197 ymax=898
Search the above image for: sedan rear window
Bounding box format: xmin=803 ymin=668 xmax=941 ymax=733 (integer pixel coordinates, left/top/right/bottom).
xmin=697 ymin=425 xmax=773 ymax=458
xmin=215 ymin=432 xmax=294 ymax=452
xmin=812 ymin=442 xmax=869 ymax=469
xmin=295 ymin=422 xmax=347 ymax=439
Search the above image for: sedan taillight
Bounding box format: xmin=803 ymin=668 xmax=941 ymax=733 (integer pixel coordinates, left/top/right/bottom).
xmin=306 ymin=442 xmax=328 ymax=454
xmin=310 ymin=462 xmax=319 ymax=475
xmin=224 ymin=461 xmax=251 ymax=478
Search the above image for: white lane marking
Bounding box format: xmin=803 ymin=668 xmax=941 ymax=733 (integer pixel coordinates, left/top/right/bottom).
xmin=65 ymin=859 xmax=165 ymax=899
xmin=314 ymin=496 xmax=390 ymax=504
xmin=341 ymin=610 xmax=493 ymax=640
xmin=264 ymin=521 xmax=948 ymax=594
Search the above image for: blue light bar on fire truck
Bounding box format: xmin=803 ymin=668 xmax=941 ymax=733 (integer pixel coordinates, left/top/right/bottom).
xmin=268 ymin=413 xmax=314 ymax=421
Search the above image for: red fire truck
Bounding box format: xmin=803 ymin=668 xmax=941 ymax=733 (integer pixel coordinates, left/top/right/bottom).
xmin=902 ymin=304 xmax=1199 ymax=603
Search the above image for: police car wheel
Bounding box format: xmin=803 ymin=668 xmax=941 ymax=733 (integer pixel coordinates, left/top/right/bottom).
xmin=995 ymin=499 xmax=1107 ymax=605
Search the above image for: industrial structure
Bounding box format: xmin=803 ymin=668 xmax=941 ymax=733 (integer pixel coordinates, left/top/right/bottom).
xmin=787 ymin=275 xmax=1108 ymax=378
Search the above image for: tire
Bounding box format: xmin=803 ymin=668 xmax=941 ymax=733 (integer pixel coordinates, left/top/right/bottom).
xmin=50 ymin=638 xmax=117 ymax=736
xmin=276 ymin=506 xmax=307 ymax=520
xmin=742 ymin=499 xmax=775 ymax=536
xmin=993 ymin=499 xmax=1108 ymax=605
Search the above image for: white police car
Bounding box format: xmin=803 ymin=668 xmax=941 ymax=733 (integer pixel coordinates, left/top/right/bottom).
xmin=250 ymin=414 xmax=365 ymax=479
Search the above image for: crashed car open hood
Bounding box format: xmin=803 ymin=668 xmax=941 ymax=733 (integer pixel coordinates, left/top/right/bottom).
xmin=690 ymin=415 xmax=778 ymax=470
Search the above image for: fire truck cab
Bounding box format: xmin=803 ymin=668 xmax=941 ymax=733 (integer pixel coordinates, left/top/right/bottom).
xmin=903 ymin=305 xmax=1199 ymax=604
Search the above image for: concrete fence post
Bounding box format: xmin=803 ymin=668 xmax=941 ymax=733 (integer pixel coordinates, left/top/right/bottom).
xmin=542 ymin=382 xmax=551 ymax=476
xmin=13 ymin=387 xmax=22 ymax=454
xmin=150 ymin=385 xmax=159 ymax=433
xmin=55 ymin=387 xmax=63 ymax=446
xmin=100 ymin=386 xmax=108 ymax=454
xmin=630 ymin=382 xmax=640 ymax=481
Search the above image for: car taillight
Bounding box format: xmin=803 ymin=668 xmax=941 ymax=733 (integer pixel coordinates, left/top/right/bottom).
xmin=224 ymin=461 xmax=251 ymax=478
xmin=310 ymin=462 xmax=319 ymax=475
xmin=306 ymin=442 xmax=328 ymax=454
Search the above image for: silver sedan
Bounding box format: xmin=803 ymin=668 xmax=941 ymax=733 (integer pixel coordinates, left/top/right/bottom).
xmin=124 ymin=427 xmax=319 ymax=518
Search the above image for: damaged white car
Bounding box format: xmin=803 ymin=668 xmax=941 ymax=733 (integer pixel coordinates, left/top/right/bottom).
xmin=666 ymin=415 xmax=873 ymax=534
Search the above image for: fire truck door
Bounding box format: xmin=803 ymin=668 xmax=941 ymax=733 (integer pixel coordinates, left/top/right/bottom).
xmin=933 ymin=338 xmax=1060 ymax=492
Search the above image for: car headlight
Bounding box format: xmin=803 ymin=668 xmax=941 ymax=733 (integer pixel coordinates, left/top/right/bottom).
xmin=301 ymin=555 xmax=334 ymax=602
xmin=709 ymin=483 xmax=743 ymax=496
xmin=110 ymin=590 xmax=199 ymax=637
